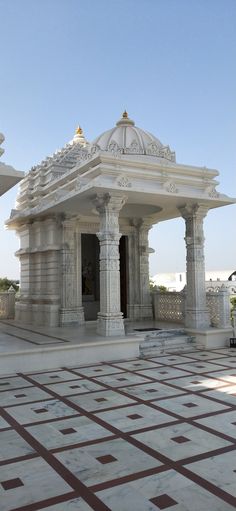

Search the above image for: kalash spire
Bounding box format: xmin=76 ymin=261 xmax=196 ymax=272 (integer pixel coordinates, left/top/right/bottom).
xmin=71 ymin=125 xmax=88 ymax=146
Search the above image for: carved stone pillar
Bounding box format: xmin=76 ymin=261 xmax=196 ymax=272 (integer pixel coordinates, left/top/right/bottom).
xmin=127 ymin=219 xmax=152 ymax=320
xmin=60 ymin=217 xmax=84 ymax=326
xmin=94 ymin=193 xmax=126 ymax=336
xmin=179 ymin=204 xmax=210 ymax=329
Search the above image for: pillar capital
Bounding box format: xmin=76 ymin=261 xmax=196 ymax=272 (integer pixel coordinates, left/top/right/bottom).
xmin=93 ymin=193 xmax=127 ymax=216
xmin=178 ymin=203 xmax=208 ymax=221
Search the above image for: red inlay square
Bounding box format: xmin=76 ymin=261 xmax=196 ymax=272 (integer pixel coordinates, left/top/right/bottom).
xmin=117 ymin=378 xmax=127 ymax=381
xmin=159 ymin=371 xmax=168 ymax=375
xmin=150 ymin=493 xmax=177 ymax=509
xmin=183 ymin=402 xmax=197 ymax=408
xmin=69 ymin=385 xmax=80 ymax=389
xmin=147 ymin=389 xmax=157 ymax=393
xmin=127 ymin=414 xmax=142 ymax=420
xmin=96 ymin=454 xmax=117 ymax=464
xmin=60 ymin=428 xmax=76 ymax=435
xmin=94 ymin=369 xmax=103 ymax=372
xmin=191 ymin=381 xmax=201 ymax=385
xmin=1 ymin=478 xmax=24 ymax=490
xmin=231 ymin=422 xmax=236 ymax=426
xmin=95 ymin=398 xmax=107 ymax=402
xmin=50 ymin=375 xmax=61 ymax=379
xmin=0 ymin=382 xmax=10 ymax=386
xmin=196 ymin=365 xmax=204 ymax=368
xmin=14 ymin=394 xmax=26 ymax=398
xmin=171 ymin=435 xmax=190 ymax=444
xmin=34 ymin=408 xmax=48 ymax=414
xmin=133 ymin=363 xmax=142 ymax=366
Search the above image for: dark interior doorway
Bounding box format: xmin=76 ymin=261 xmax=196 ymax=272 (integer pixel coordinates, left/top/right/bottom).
xmin=119 ymin=235 xmax=128 ymax=318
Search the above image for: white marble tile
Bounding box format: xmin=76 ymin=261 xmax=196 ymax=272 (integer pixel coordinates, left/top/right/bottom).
xmin=28 ymin=370 xmax=83 ymax=385
xmin=201 ymin=385 xmax=236 ymax=406
xmin=0 ymin=429 xmax=35 ymax=461
xmin=165 ymin=375 xmax=228 ymax=392
xmin=112 ymin=359 xmax=163 ymax=371
xmin=211 ymin=356 xmax=236 ymax=368
xmin=206 ymin=368 xmax=236 ymax=384
xmin=67 ymin=389 xmax=136 ymax=412
xmin=175 ymin=361 xmax=229 ymax=373
xmin=26 ymin=415 xmax=111 ymax=449
xmin=96 ymin=403 xmax=176 ymax=432
xmin=0 ymin=457 xmax=71 ymax=511
xmin=0 ymin=377 xmax=32 ymax=391
xmin=0 ymin=386 xmax=52 ymax=407
xmin=134 ymin=422 xmax=232 ymax=461
xmin=151 ymin=354 xmax=195 ymax=365
xmin=56 ymin=438 xmax=162 ymax=487
xmin=45 ymin=378 xmax=105 ymax=396
xmin=154 ymin=392 xmax=229 ymax=418
xmin=5 ymin=399 xmax=78 ymax=424
xmin=71 ymin=364 xmax=126 ymax=377
xmin=187 ymin=450 xmax=236 ymax=497
xmin=182 ymin=351 xmax=228 ymax=361
xmin=196 ymin=410 xmax=236 ymax=439
xmin=0 ymin=417 xmax=11 ymax=430
xmin=121 ymin=381 xmax=186 ymax=401
xmin=137 ymin=367 xmax=192 ymax=380
xmin=97 ymin=469 xmax=236 ymax=510
xmin=93 ymin=372 xmax=151 ymax=387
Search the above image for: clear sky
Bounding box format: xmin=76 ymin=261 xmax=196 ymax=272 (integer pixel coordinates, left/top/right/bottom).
xmin=0 ymin=0 xmax=236 ymax=279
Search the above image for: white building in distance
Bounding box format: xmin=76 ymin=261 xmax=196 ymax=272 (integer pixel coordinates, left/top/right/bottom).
xmin=151 ymin=270 xmax=236 ymax=293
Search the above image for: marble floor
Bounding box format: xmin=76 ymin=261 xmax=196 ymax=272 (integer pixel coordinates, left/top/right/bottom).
xmin=1 ymin=347 xmax=236 ymax=510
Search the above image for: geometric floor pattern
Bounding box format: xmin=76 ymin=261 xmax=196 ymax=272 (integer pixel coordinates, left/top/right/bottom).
xmin=1 ymin=347 xmax=236 ymax=510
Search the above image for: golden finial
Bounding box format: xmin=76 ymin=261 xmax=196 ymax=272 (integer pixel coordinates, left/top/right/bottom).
xmin=122 ymin=110 xmax=128 ymax=118
xmin=76 ymin=125 xmax=83 ymax=135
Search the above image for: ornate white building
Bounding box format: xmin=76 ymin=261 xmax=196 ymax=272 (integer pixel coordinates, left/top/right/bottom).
xmin=0 ymin=133 xmax=23 ymax=197
xmin=6 ymin=112 xmax=235 ymax=340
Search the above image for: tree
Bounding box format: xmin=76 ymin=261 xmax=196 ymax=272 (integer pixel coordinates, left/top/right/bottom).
xmin=0 ymin=278 xmax=19 ymax=292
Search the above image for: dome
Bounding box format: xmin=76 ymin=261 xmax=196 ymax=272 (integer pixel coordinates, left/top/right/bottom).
xmin=92 ymin=111 xmax=175 ymax=162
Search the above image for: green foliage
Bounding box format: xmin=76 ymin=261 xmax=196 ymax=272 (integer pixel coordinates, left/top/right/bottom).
xmin=230 ymin=296 xmax=236 ymax=310
xmin=0 ymin=278 xmax=19 ymax=292
xmin=150 ymin=280 xmax=167 ymax=293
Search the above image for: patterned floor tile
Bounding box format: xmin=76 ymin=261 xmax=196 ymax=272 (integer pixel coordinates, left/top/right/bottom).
xmin=110 ymin=359 xmax=163 ymax=371
xmin=175 ymin=361 xmax=229 ymax=373
xmin=96 ymin=469 xmax=236 ymax=510
xmin=201 ymin=386 xmax=236 ymax=406
xmin=27 ymin=370 xmax=84 ymax=385
xmin=67 ymin=389 xmax=136 ymax=412
xmin=56 ymin=438 xmax=162 ymax=487
xmin=45 ymin=378 xmax=105 ymax=396
xmin=93 ymin=372 xmax=152 ymax=387
xmin=196 ymin=410 xmax=236 ymax=439
xmin=5 ymin=399 xmax=78 ymax=424
xmin=206 ymin=368 xmax=236 ymax=384
xmin=150 ymin=355 xmax=196 ymax=365
xmin=0 ymin=385 xmax=53 ymax=407
xmin=154 ymin=393 xmax=229 ymax=418
xmin=26 ymin=415 xmax=112 ymax=449
xmin=0 ymin=376 xmax=33 ymax=391
xmin=95 ymin=403 xmax=176 ymax=433
xmin=181 ymin=351 xmax=228 ymax=361
xmin=133 ymin=422 xmax=233 ymax=461
xmin=187 ymin=450 xmax=236 ymax=498
xmin=0 ymin=429 xmax=35 ymax=461
xmin=71 ymin=364 xmax=126 ymax=377
xmin=164 ymin=375 xmax=228 ymax=392
xmin=0 ymin=457 xmax=71 ymax=511
xmin=209 ymin=356 xmax=236 ymax=368
xmin=121 ymin=381 xmax=186 ymax=401
xmin=137 ymin=367 xmax=193 ymax=380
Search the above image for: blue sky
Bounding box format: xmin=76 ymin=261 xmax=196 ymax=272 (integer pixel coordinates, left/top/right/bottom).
xmin=0 ymin=0 xmax=236 ymax=278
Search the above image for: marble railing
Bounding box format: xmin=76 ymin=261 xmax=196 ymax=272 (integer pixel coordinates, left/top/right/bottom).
xmin=152 ymin=286 xmax=231 ymax=329
xmin=0 ymin=287 xmax=16 ymax=319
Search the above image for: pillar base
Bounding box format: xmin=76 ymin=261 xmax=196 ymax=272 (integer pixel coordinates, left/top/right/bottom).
xmin=97 ymin=313 xmax=125 ymax=336
xmin=185 ymin=309 xmax=210 ymax=329
xmin=128 ymin=304 xmax=153 ymax=321
xmin=59 ymin=307 xmax=85 ymax=326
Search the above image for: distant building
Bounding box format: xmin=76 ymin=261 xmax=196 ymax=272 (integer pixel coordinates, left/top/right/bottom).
xmin=151 ymin=270 xmax=236 ymax=294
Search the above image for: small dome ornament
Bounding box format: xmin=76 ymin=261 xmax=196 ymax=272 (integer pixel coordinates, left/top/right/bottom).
xmin=72 ymin=125 xmax=87 ymax=146
xmin=122 ymin=110 xmax=128 ymax=118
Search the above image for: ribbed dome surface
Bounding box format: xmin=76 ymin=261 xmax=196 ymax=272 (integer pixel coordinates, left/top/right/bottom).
xmin=92 ymin=112 xmax=175 ymax=162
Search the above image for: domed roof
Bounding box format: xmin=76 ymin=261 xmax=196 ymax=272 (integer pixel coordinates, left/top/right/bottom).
xmin=92 ymin=111 xmax=175 ymax=162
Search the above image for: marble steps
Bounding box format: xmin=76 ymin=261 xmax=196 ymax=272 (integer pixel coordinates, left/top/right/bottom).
xmin=139 ymin=329 xmax=203 ymax=358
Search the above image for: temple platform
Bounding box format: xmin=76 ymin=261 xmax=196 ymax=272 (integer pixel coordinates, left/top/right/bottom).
xmin=0 ymin=319 xmax=231 ymax=376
